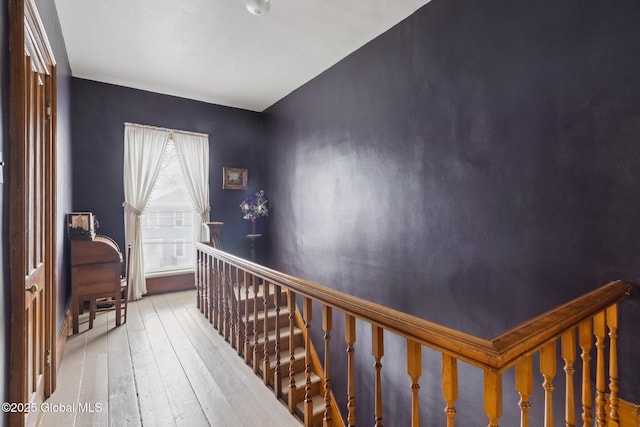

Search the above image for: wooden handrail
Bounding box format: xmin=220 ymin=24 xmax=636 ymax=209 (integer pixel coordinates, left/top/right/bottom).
xmin=195 ymin=242 xmax=630 ymax=372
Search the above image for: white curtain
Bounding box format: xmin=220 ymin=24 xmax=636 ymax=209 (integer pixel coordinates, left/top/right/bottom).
xmin=173 ymin=132 xmax=211 ymax=244
xmin=123 ymin=125 xmax=170 ymax=300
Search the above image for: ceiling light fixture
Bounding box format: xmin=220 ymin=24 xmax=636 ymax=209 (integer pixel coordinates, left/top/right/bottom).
xmin=245 ymin=0 xmax=271 ymax=16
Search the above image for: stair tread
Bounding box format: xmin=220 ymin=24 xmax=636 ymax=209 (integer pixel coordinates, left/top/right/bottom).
xmin=248 ymin=326 xmax=302 ymax=344
xmin=296 ymin=394 xmax=327 ymax=417
xmin=267 ymin=346 xmax=305 ymax=365
xmin=281 ymin=370 xmax=321 ymax=394
xmin=247 ymin=305 xmax=290 ymax=323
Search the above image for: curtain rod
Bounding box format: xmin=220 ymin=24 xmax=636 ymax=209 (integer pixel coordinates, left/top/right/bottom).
xmin=124 ymin=122 xmax=208 ymax=139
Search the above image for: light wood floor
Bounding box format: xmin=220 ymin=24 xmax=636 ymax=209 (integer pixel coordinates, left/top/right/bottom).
xmin=39 ymin=290 xmax=302 ymax=427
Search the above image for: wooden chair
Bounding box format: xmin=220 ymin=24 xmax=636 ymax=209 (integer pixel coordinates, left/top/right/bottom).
xmin=88 ymin=245 xmax=130 ymax=329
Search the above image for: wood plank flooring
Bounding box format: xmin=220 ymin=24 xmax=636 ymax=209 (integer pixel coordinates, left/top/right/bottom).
xmin=39 ymin=290 xmax=302 ymax=427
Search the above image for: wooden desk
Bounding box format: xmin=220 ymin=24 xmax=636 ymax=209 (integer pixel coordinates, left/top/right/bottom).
xmin=71 ymin=235 xmax=123 ymax=334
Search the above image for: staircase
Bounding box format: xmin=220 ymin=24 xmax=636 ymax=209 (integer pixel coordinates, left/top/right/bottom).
xmin=215 ymin=277 xmax=336 ymax=426
xmin=197 ymin=241 xmax=632 ymax=427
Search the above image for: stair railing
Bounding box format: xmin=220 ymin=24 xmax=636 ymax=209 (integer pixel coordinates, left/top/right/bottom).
xmin=195 ymin=242 xmax=631 ymax=427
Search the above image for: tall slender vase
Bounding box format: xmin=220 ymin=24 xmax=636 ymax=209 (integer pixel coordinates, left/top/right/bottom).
xmin=251 ymin=218 xmax=256 ymax=235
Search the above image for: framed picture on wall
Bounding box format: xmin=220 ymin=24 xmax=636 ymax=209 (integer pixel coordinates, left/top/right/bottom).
xmin=222 ymin=167 xmax=248 ymax=190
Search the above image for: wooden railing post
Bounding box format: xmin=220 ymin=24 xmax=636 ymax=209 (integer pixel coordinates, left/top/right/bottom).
xmin=515 ymin=355 xmax=532 ymax=427
xmin=274 ymin=285 xmax=283 ymax=397
xmin=407 ymin=339 xmax=422 ymax=427
xmin=303 ymin=297 xmax=313 ymax=427
xmin=217 ymin=259 xmax=224 ymax=333
xmin=323 ymin=305 xmax=333 ymax=427
xmin=244 ymin=271 xmax=251 ymax=364
xmin=253 ymin=273 xmax=260 ymax=374
xmin=372 ymin=325 xmax=384 ymax=427
xmin=484 ymin=370 xmax=502 ymax=427
xmin=223 ymin=263 xmax=230 ymax=340
xmin=196 ymin=250 xmax=202 ymax=311
xmin=229 ymin=267 xmax=237 ymax=350
xmin=263 ymin=281 xmax=271 ymax=386
xmin=442 ymin=354 xmax=458 ymax=427
xmin=606 ymin=304 xmax=619 ymax=427
xmin=210 ymin=255 xmax=217 ymax=320
xmin=579 ymin=318 xmax=593 ymax=427
xmin=345 ymin=314 xmax=356 ymax=427
xmin=561 ymin=330 xmax=576 ymax=427
xmin=540 ymin=341 xmax=556 ymax=427
xmin=236 ymin=268 xmax=243 ymax=356
xmin=594 ymin=311 xmax=607 ymax=427
xmin=288 ymin=290 xmax=298 ymax=414
xmin=212 ymin=257 xmax=219 ymax=329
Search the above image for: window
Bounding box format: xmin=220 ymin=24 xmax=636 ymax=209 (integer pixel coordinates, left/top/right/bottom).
xmin=173 ymin=211 xmax=185 ymax=228
xmin=140 ymin=141 xmax=196 ymax=275
xmin=174 ymin=239 xmax=185 ymax=258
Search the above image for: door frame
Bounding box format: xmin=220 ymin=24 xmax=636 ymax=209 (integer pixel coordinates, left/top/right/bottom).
xmin=8 ymin=0 xmax=58 ymax=423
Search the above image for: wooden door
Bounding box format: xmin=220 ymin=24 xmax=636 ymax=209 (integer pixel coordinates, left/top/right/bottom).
xmin=9 ymin=0 xmax=58 ymax=425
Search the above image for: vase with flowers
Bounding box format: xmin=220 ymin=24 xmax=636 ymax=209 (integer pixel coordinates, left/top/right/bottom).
xmin=240 ymin=190 xmax=268 ymax=235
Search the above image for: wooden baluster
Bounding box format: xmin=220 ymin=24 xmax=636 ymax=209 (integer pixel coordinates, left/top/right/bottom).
xmin=244 ymin=271 xmax=251 ymax=364
xmin=219 ymin=262 xmax=225 ymax=334
xmin=263 ymin=281 xmax=271 ymax=385
xmin=303 ymin=297 xmax=313 ymax=427
xmin=202 ymin=252 xmax=207 ymax=314
xmin=200 ymin=251 xmax=205 ymax=315
xmin=214 ymin=259 xmax=220 ymax=330
xmin=253 ymin=273 xmax=260 ymax=374
xmin=218 ymin=260 xmax=225 ymax=334
xmin=484 ymin=370 xmax=502 ymax=427
xmin=442 ymin=354 xmax=458 ymax=427
xmin=323 ymin=306 xmax=333 ymax=427
xmin=229 ymin=267 xmax=237 ymax=349
xmin=515 ymin=355 xmax=532 ymax=427
xmin=372 ymin=325 xmax=384 ymax=427
xmin=578 ymin=318 xmax=593 ymax=427
xmin=236 ymin=268 xmax=243 ymax=356
xmin=211 ymin=256 xmax=218 ymax=328
xmin=273 ymin=284 xmax=282 ymax=397
xmin=606 ymin=304 xmax=619 ymax=427
xmin=196 ymin=250 xmax=202 ymax=311
xmin=223 ymin=263 xmax=230 ymax=340
xmin=561 ymin=330 xmax=576 ymax=427
xmin=202 ymin=252 xmax=207 ymax=315
xmin=540 ymin=341 xmax=556 ymax=427
xmin=345 ymin=314 xmax=357 ymax=427
xmin=288 ymin=290 xmax=298 ymax=413
xmin=406 ymin=340 xmax=422 ymax=427
xmin=594 ymin=311 xmax=606 ymax=427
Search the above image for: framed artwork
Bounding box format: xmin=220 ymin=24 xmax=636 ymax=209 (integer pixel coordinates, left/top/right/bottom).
xmin=222 ymin=167 xmax=248 ymax=190
xmin=67 ymin=212 xmax=95 ymax=240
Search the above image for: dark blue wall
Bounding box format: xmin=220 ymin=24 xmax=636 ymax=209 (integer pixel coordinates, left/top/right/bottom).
xmin=34 ymin=0 xmax=74 ymax=334
xmin=265 ymin=0 xmax=640 ymax=423
xmin=71 ymin=79 xmax=265 ymax=261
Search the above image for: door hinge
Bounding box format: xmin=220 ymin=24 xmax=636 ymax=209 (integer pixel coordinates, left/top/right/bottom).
xmin=46 ymin=349 xmax=51 ymax=366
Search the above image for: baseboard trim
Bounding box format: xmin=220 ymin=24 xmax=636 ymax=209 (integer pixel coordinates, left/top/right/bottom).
xmin=56 ymin=309 xmax=71 ymax=373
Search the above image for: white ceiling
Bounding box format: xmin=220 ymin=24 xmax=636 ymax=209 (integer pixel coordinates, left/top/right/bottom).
xmin=54 ymin=0 xmax=431 ymax=112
